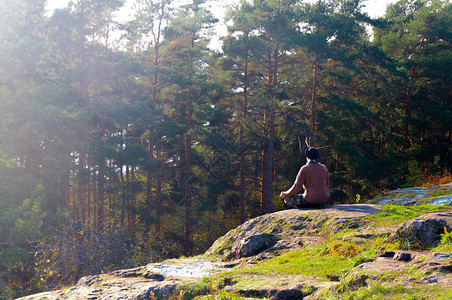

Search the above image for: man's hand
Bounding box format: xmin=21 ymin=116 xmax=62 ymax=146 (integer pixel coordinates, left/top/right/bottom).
xmin=279 ymin=191 xmax=288 ymax=198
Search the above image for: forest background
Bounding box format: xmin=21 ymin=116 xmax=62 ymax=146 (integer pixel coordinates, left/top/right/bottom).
xmin=0 ymin=0 xmax=451 ymax=298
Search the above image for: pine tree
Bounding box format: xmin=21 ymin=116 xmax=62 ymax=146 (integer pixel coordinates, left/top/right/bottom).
xmin=163 ymin=0 xmax=217 ymax=255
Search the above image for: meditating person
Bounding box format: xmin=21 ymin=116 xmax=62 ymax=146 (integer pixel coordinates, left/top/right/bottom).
xmin=279 ymin=147 xmax=330 ymax=208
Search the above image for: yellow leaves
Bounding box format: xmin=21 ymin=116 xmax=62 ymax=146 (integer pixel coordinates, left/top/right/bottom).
xmin=170 ymin=41 xmax=177 ymax=46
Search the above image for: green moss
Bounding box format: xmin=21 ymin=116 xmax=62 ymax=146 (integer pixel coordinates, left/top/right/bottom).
xmin=325 ymin=281 xmax=452 ymax=300
xmin=229 ymin=247 xmax=346 ymax=280
xmin=196 ymin=291 xmax=245 ymax=300
xmin=228 ymin=234 xmax=380 ymax=281
xmin=206 ymin=229 xmax=242 ymax=257
xmin=365 ymin=204 xmax=450 ymax=227
xmin=232 ymin=277 xmax=284 ymax=289
xmin=177 ymin=277 xmax=217 ymax=300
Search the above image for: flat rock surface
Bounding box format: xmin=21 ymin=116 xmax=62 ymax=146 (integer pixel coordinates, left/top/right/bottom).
xmin=18 ymin=274 xmax=180 ymax=300
xmin=374 ymin=182 xmax=452 ymax=206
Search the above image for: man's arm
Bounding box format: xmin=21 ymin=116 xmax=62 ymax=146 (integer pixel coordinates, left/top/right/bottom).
xmin=280 ymin=166 xmax=305 ymax=198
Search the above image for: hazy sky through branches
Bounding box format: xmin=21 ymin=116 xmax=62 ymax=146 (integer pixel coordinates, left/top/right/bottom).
xmin=46 ymin=0 xmax=398 ymax=20
xmin=45 ymin=0 xmax=398 ymax=49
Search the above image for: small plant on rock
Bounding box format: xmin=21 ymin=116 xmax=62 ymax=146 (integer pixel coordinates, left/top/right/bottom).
xmin=396 ymin=224 xmax=421 ymax=251
xmin=437 ymin=227 xmax=452 ymax=252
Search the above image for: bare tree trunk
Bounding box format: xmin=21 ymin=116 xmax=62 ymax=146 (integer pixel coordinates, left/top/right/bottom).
xmin=404 ymin=64 xmax=416 ymax=144
xmin=240 ymin=56 xmax=249 ymax=224
xmin=78 ymin=153 xmax=86 ymax=226
xmin=155 ymin=142 xmax=162 ymax=237
xmin=87 ymin=161 xmax=91 ymax=230
xmin=97 ymin=161 xmax=105 ymax=232
xmin=61 ymin=169 xmax=72 ymax=217
xmin=184 ymin=89 xmax=192 ymax=256
xmin=146 ymin=130 xmax=154 ymax=235
xmin=120 ymin=164 xmax=125 ymax=227
xmin=131 ymin=166 xmax=136 ymax=238
xmin=311 ymin=53 xmax=318 ymax=133
xmin=96 ymin=123 xmax=106 ymax=233
xmin=261 ymin=49 xmax=277 ymax=214
xmin=126 ymin=165 xmax=131 ymax=232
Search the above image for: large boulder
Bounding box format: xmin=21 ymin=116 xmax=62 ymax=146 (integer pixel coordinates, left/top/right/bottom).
xmin=392 ymin=212 xmax=452 ymax=248
xmin=228 ymin=233 xmax=278 ymax=259
xmin=206 ymin=205 xmax=381 ymax=258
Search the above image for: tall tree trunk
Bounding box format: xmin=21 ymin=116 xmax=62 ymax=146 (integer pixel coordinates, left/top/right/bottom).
xmin=184 ymin=88 xmax=192 ymax=256
xmin=311 ymin=53 xmax=318 ymax=134
xmin=130 ymin=166 xmax=136 ymax=238
xmin=96 ymin=124 xmax=106 ymax=233
xmin=108 ymin=159 xmax=113 ymax=220
xmin=261 ymin=50 xmax=277 ymax=214
xmin=146 ymin=130 xmax=154 ymax=235
xmin=97 ymin=160 xmax=105 ymax=232
xmin=87 ymin=161 xmax=91 ymax=230
xmin=261 ymin=115 xmax=274 ymax=214
xmin=120 ymin=163 xmax=126 ymax=227
xmin=61 ymin=169 xmax=72 ymax=216
xmin=152 ymin=43 xmax=161 ymax=237
xmin=78 ymin=153 xmax=86 ymax=227
xmin=126 ymin=165 xmax=131 ymax=232
xmin=155 ymin=142 xmax=162 ymax=237
xmin=146 ymin=35 xmax=162 ymax=237
xmin=404 ymin=64 xmax=416 ymax=144
xmin=240 ymin=56 xmax=249 ymax=224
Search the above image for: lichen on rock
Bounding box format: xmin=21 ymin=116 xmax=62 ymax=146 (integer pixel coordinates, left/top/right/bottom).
xmin=227 ymin=233 xmax=278 ymax=259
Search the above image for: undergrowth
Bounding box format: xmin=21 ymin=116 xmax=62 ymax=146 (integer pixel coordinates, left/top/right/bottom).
xmin=420 ymin=173 xmax=452 ymax=188
xmin=432 ymin=226 xmax=452 ymax=252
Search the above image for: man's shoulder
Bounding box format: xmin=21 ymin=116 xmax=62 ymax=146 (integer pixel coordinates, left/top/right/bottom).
xmin=305 ymin=162 xmax=328 ymax=171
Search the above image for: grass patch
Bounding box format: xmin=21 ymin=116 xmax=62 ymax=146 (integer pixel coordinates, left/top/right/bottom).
xmin=365 ymin=204 xmax=450 ymax=227
xmin=325 ymin=282 xmax=452 ymax=300
xmin=175 ymin=277 xmax=246 ymax=300
xmin=230 ymin=246 xmax=353 ymax=280
xmin=431 ymin=227 xmax=452 ymax=252
xmin=176 ymin=277 xmax=218 ymax=300
xmin=195 ymin=291 xmax=245 ymax=300
xmin=205 ymin=229 xmax=242 ymax=257
xmin=231 ymin=276 xmax=285 ymax=289
xmin=228 ymin=230 xmax=386 ymax=281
